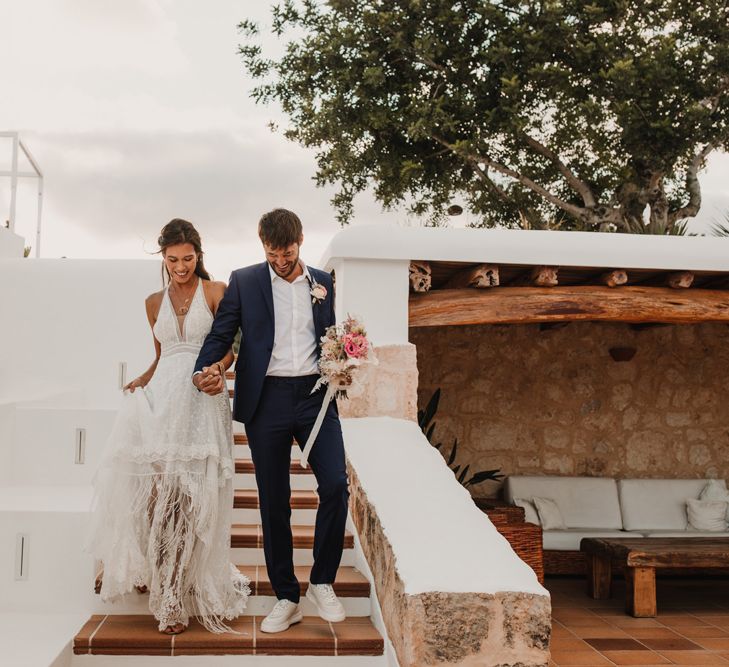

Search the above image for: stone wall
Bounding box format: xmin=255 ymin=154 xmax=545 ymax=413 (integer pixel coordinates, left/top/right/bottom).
xmin=410 ymin=322 xmax=729 ymax=497
xmin=348 ymin=464 xmax=551 ymax=667
xmin=337 ymin=343 xmax=419 ymax=422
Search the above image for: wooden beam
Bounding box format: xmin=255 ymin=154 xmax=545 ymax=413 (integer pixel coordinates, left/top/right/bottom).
xmin=409 ymin=286 xmax=729 ymax=327
xmin=445 ymin=264 xmax=499 ymax=288
xmin=409 ymin=261 xmax=431 ymax=293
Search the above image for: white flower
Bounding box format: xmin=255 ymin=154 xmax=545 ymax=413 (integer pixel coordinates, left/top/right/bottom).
xmin=310 ymin=282 xmax=328 ymax=304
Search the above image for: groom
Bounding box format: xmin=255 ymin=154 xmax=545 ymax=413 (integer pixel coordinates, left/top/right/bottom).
xmin=193 ymin=209 xmax=349 ymax=633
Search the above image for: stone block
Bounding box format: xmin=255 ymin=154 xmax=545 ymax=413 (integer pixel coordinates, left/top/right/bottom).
xmin=347 ymin=465 xmax=550 ymax=667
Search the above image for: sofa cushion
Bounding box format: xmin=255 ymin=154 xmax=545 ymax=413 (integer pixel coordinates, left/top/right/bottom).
xmin=513 ymin=497 xmax=540 ymax=524
xmin=533 ymin=497 xmax=566 ymax=529
xmin=686 ymin=499 xmax=728 ymax=531
xmin=543 ymin=529 xmax=643 ymax=551
xmin=618 ymin=479 xmax=725 ymax=531
xmin=700 ymin=480 xmax=729 ymax=521
xmin=505 ymin=476 xmax=622 ymax=530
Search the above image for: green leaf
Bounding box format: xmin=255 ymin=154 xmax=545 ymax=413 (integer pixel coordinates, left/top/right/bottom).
xmin=465 ymin=469 xmax=505 ymax=487
xmin=447 ymin=438 xmax=458 ymax=466
xmin=458 ymin=464 xmax=470 ymax=484
xmin=240 ymin=0 xmax=729 ymax=230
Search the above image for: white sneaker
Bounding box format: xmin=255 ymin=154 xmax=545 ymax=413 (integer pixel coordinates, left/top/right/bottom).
xmin=260 ymin=599 xmax=303 ymax=633
xmin=306 ymin=583 xmax=346 ymax=622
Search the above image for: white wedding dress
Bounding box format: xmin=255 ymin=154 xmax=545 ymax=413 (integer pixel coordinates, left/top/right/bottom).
xmin=87 ymin=278 xmax=249 ymax=632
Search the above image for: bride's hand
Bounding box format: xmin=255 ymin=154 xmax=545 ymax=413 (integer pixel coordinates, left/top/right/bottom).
xmin=198 ymin=366 xmax=224 ymax=396
xmin=124 ymin=377 xmax=146 ymax=393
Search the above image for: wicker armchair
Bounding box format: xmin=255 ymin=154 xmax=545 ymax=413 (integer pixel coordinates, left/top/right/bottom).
xmin=476 ymin=499 xmax=545 ymax=584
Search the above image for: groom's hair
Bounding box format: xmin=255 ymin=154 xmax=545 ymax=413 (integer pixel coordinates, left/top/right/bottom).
xmin=258 ymin=208 xmax=303 ymax=249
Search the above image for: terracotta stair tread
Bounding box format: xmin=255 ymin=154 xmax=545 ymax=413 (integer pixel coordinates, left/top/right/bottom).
xmin=231 ymin=524 xmax=354 ymax=549
xmin=236 ymin=457 xmax=313 ymax=475
xmin=74 ymin=614 xmax=383 ymax=656
xmin=236 ymin=565 xmax=369 ymax=597
xmin=234 ymin=489 xmax=318 ymax=509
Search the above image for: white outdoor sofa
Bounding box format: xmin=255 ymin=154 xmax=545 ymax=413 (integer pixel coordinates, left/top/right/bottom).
xmin=504 ymin=475 xmax=729 ymax=574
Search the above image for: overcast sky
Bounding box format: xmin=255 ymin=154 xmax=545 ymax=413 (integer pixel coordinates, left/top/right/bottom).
xmin=2 ymin=0 xmax=728 ymax=280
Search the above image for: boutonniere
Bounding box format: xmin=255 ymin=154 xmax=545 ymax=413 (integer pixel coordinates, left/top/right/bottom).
xmin=309 ymin=279 xmax=328 ymax=304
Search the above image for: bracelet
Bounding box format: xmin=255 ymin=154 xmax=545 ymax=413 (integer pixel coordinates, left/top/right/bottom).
xmin=217 ymin=361 xmax=225 ymax=375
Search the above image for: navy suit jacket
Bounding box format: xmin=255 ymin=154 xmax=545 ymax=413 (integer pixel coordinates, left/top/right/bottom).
xmin=194 ymin=262 xmax=335 ymax=424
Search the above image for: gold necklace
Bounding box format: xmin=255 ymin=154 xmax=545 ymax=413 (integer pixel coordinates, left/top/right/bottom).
xmin=170 ymin=276 xmax=198 ymax=315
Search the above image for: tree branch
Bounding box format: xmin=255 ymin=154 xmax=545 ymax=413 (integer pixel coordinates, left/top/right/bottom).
xmin=468 ymin=159 xmax=511 ymax=203
xmin=519 ymin=132 xmax=597 ymax=207
xmin=432 ymin=134 xmax=588 ymax=220
xmin=669 ymin=142 xmax=716 ymax=225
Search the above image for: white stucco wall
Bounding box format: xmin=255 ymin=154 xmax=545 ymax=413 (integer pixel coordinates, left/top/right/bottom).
xmin=322 ymin=224 xmax=729 ymax=272
xmin=0 ymin=258 xmax=160 ymax=408
xmin=343 ymin=417 xmax=546 ymax=596
xmin=327 ymin=258 xmax=410 ymax=346
xmin=0 ymin=228 xmax=25 ymax=259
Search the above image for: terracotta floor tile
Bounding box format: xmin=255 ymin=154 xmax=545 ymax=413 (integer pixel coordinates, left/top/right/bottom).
xmin=549 ymin=649 xmax=612 ymax=665
xmin=610 ymin=618 xmax=664 ymax=628
xmin=552 ymin=623 xmax=579 ymax=637
xmin=544 ymin=578 xmax=729 ymax=667
xmin=659 ymin=616 xmax=708 ymax=627
xmin=693 ymin=637 xmax=729 ymax=650
xmin=561 ymin=617 xmax=616 ymax=628
xmin=234 ymin=489 xmax=319 ymax=509
xmin=73 ymin=615 xmax=106 ymax=651
xmin=230 ymin=524 xmax=353 ymax=549
xmin=571 ymin=625 xmax=631 ymax=639
xmin=657 ymin=651 xmax=729 ymax=665
xmin=673 ymin=625 xmax=729 ymax=639
xmin=637 ymin=637 xmax=702 ymax=651
xmin=627 ymin=628 xmax=683 ymax=640
xmin=555 ymin=614 xmax=603 ymax=624
xmin=332 ymin=619 xmax=384 ymax=656
xmin=584 ymin=638 xmax=648 ymax=651
xmin=254 ymin=616 xmax=335 ymax=656
xmin=243 ymin=565 xmax=369 ymax=597
xmin=550 ymin=636 xmax=591 ymax=651
xmin=601 ymin=650 xmax=670 ymax=664
xmin=90 ymin=615 xmax=172 ymax=652
xmin=172 ymin=617 xmax=254 ymax=656
xmin=696 ymin=615 xmax=729 ymax=625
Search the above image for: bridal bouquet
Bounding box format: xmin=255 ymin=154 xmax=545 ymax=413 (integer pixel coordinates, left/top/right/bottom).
xmin=300 ymin=315 xmax=376 ymax=468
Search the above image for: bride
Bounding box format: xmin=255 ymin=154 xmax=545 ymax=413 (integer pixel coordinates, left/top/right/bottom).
xmin=87 ymin=218 xmax=249 ymax=634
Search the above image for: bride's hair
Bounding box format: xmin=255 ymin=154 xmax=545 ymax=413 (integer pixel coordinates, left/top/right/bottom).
xmin=158 ymin=218 xmax=211 ymax=282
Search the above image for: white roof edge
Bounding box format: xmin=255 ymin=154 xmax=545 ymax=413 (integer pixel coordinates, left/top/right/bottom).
xmin=321 ymin=225 xmax=729 ymax=272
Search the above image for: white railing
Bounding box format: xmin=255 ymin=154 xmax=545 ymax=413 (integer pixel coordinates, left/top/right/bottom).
xmin=0 ymin=131 xmax=43 ymax=257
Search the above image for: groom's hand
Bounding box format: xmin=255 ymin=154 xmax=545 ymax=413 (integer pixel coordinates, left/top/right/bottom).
xmin=195 ymin=366 xmax=225 ymax=396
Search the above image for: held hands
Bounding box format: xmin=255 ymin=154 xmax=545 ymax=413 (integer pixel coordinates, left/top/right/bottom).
xmin=193 ymin=364 xmax=225 ymax=396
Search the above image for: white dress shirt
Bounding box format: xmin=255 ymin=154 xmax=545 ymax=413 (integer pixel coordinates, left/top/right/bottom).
xmin=266 ymin=262 xmax=319 ymax=377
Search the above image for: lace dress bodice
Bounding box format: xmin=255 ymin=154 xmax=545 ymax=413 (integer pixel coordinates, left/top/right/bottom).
xmin=153 ymin=278 xmax=214 ymax=354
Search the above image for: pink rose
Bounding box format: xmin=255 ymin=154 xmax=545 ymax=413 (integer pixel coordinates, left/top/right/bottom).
xmin=343 ymin=333 xmax=368 ymax=359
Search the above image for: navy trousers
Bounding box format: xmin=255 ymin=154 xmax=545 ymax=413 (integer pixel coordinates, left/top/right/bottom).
xmin=245 ymin=375 xmax=349 ymax=603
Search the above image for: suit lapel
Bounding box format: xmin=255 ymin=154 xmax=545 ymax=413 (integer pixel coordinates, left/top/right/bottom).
xmin=256 ymin=262 xmax=275 ymax=324
xmin=308 ymin=268 xmax=324 ymax=339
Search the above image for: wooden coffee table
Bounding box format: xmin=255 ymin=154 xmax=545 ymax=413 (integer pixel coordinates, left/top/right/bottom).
xmin=580 ymin=537 xmax=729 ymax=617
